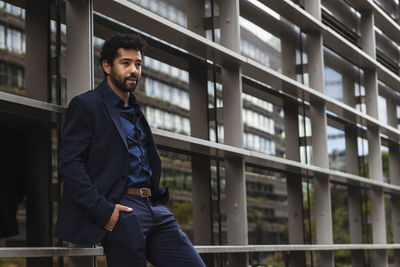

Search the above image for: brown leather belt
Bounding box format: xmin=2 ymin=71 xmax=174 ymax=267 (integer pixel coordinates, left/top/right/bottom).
xmin=123 ymin=187 xmax=152 ymax=197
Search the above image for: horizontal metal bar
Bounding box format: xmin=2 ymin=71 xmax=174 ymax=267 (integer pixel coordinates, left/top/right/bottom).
xmin=93 ymin=0 xmax=400 ymax=143
xmin=196 ymin=244 xmax=400 ymax=253
xmin=2 ymin=244 xmax=400 ymax=258
xmin=152 ymin=128 xmax=400 ymax=194
xmin=0 ymin=247 xmax=103 ymax=258
xmin=0 ymin=91 xmax=65 ymax=113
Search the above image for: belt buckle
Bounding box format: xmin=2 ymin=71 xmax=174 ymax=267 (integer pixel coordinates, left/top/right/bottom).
xmin=139 ymin=188 xmax=149 ymax=197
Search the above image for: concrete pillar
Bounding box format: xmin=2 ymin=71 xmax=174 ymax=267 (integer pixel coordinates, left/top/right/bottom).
xmin=305 ymin=0 xmax=333 ymax=265
xmin=387 ymin=94 xmax=400 ymax=267
xmin=361 ymin=9 xmax=388 ymax=267
xmin=220 ymin=0 xmax=248 ymax=265
xmin=284 ymin=99 xmax=306 ymax=267
xmin=282 ymin=35 xmax=306 ymax=267
xmin=65 ymin=0 xmax=95 ymax=266
xmin=187 ymin=2 xmax=213 ymax=265
xmin=66 ymin=0 xmax=94 ymax=103
xmin=360 ymin=10 xmax=376 ymax=60
xmin=342 ymin=68 xmax=357 ymax=108
xmin=343 ymin=69 xmax=364 ymax=267
xmin=345 ymin=125 xmax=364 ymax=267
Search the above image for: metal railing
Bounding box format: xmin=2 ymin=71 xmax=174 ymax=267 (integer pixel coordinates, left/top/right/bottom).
xmin=2 ymin=244 xmax=400 ymax=258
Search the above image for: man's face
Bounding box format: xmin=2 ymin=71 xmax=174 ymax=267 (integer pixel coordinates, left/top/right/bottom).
xmin=107 ymin=48 xmax=142 ymax=92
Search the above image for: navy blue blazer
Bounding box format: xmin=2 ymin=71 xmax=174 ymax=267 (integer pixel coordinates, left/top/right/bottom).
xmin=55 ymin=81 xmax=168 ymax=245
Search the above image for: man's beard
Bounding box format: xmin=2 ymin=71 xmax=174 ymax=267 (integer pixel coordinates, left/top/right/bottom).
xmin=110 ymin=71 xmax=139 ymax=92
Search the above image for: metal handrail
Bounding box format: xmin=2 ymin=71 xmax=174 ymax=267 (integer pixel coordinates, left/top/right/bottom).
xmin=2 ymin=244 xmax=400 ymax=258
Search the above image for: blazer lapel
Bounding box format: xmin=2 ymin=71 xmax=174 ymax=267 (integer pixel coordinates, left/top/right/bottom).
xmin=97 ymin=83 xmax=128 ymax=150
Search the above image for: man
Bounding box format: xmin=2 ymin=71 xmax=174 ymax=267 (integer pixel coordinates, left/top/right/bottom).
xmin=55 ymin=34 xmax=205 ymax=267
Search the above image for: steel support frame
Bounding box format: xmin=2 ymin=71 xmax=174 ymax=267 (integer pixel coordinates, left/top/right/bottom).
xmin=219 ymin=0 xmax=248 ymax=266
xmin=304 ymin=0 xmax=334 ymax=265
xmin=361 ymin=9 xmax=388 ymax=267
xmin=187 ymin=1 xmax=213 ymax=266
xmin=65 ymin=0 xmax=95 ymax=266
xmin=282 ymin=31 xmax=306 ymax=267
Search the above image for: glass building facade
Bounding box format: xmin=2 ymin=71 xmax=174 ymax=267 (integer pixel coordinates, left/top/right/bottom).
xmin=0 ymin=0 xmax=400 ymax=266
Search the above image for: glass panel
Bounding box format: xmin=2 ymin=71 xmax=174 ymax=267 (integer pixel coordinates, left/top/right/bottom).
xmin=208 ymin=73 xmax=224 ymax=143
xmin=246 ymin=167 xmax=288 ymax=246
xmin=382 ymin=145 xmax=389 ymax=182
xmin=0 ymin=1 xmax=56 ymax=103
xmin=242 ymin=91 xmax=284 ymax=157
xmin=327 ymin=125 xmax=346 ymax=171
xmin=49 ymin=19 xmax=67 ymax=105
xmin=249 ymin=251 xmax=288 ymax=266
xmin=0 ymin=2 xmax=26 ymax=97
xmin=159 ymin=150 xmax=195 ymax=240
xmin=239 ymin=1 xmax=302 ymax=73
xmin=303 ymin=177 xmax=316 ymax=244
xmin=321 ymin=0 xmax=360 ymax=44
xmin=385 ymin=195 xmax=393 ymax=244
xmin=376 ymin=27 xmax=400 ymax=74
xmin=210 ymin=159 xmax=226 ymax=245
xmin=0 ymin=128 xmax=28 ymax=264
xmin=331 ymin=184 xmax=350 ymax=244
xmin=128 ymin=0 xmax=188 ymax=28
xmin=324 ymin=47 xmax=365 ymax=108
xmin=334 ymin=250 xmax=352 ymax=267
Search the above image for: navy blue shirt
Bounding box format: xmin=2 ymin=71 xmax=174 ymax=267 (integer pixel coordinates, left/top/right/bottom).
xmin=104 ymin=82 xmax=152 ymax=186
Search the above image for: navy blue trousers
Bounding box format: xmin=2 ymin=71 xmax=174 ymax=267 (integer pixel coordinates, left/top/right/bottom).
xmin=102 ymin=194 xmax=206 ymax=267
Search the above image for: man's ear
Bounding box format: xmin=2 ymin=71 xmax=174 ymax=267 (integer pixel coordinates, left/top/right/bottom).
xmin=102 ymin=60 xmax=111 ymax=75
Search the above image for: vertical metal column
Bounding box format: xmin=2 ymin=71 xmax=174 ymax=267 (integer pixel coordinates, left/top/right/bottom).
xmin=25 ymin=1 xmax=52 ymax=266
xmin=386 ymin=94 xmax=400 ymax=267
xmin=186 ymin=1 xmax=213 ymax=266
xmin=219 ymin=0 xmax=248 ymax=266
xmin=25 ymin=0 xmax=49 ymax=101
xmin=66 ymin=0 xmax=95 ymax=266
xmin=343 ymin=70 xmax=364 ymax=267
xmin=304 ymin=0 xmax=334 ymax=265
xmin=361 ymin=9 xmax=388 ymax=267
xmin=66 ymin=0 xmax=94 ymax=103
xmin=282 ymin=35 xmax=306 ymax=267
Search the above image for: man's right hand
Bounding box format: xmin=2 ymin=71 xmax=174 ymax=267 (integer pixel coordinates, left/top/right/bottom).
xmin=104 ymin=204 xmax=133 ymax=231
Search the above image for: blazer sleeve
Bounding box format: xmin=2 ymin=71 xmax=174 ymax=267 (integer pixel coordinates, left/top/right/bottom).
xmin=58 ymin=96 xmax=115 ymax=228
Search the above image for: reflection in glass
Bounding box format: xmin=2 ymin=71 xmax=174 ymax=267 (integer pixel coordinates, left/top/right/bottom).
xmin=246 ymin=166 xmax=288 ymax=265
xmin=331 ymin=184 xmax=351 ymax=265
xmin=128 ymin=0 xmax=187 ymax=27
xmin=327 ymin=126 xmax=346 ymax=171
xmin=324 ymin=67 xmax=343 ymax=101
xmin=240 ymin=17 xmax=281 ymax=72
xmin=159 ymin=150 xmax=194 ymax=240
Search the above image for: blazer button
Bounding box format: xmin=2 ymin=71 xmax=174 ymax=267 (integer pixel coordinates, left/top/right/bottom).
xmin=111 ymin=197 xmax=117 ymax=203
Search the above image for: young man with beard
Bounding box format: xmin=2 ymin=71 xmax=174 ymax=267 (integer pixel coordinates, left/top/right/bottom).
xmin=55 ymin=34 xmax=205 ymax=267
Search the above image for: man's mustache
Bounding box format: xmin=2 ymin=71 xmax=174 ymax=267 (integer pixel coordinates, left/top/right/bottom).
xmin=125 ymin=75 xmax=138 ymax=81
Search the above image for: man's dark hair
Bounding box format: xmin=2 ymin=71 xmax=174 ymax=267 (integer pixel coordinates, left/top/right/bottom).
xmin=100 ymin=34 xmax=146 ymax=75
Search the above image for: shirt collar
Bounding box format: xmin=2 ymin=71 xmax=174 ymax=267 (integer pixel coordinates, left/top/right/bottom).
xmin=103 ymin=80 xmax=138 ymax=108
